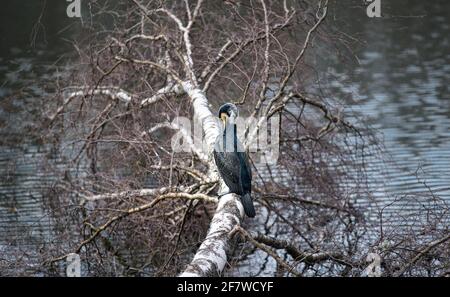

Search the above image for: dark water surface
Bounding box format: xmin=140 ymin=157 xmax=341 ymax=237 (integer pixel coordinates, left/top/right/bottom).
xmin=324 ymin=0 xmax=450 ymax=212
xmin=0 ymin=1 xmax=449 ymax=274
xmin=0 ymin=1 xmax=79 ymax=266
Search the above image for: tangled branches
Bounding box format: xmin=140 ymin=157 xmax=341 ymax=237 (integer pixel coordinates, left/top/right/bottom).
xmin=8 ymin=0 xmax=445 ymax=277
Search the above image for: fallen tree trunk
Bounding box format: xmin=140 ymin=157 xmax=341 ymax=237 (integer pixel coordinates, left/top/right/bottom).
xmin=180 ymin=194 xmax=243 ymax=276
xmin=178 ymin=82 xmax=245 ymax=276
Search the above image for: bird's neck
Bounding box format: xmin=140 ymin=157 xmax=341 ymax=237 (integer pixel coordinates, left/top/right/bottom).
xmin=222 ymin=123 xmax=237 ymax=152
xmin=223 ymin=122 xmax=236 ymax=133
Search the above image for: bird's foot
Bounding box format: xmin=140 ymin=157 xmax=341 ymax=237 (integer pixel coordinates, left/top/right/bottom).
xmin=217 ymin=191 xmax=231 ymax=199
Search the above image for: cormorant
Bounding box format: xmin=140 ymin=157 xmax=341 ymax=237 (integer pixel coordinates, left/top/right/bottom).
xmin=213 ymin=103 xmax=256 ymax=218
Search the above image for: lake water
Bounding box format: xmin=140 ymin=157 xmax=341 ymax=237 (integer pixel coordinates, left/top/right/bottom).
xmin=324 ymin=0 xmax=450 ymax=217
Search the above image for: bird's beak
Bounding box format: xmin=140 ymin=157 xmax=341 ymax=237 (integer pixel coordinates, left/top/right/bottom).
xmin=220 ymin=112 xmax=228 ymax=125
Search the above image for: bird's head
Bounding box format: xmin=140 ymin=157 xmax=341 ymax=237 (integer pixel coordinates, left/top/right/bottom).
xmin=218 ymin=103 xmax=239 ymax=126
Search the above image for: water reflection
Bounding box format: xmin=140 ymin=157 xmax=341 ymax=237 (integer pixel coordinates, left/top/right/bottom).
xmin=0 ymin=1 xmax=81 ymax=271
xmin=325 ymin=0 xmax=450 ymax=204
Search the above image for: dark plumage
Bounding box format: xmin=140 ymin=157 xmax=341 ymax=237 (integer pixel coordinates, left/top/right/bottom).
xmin=213 ymin=103 xmax=255 ymax=218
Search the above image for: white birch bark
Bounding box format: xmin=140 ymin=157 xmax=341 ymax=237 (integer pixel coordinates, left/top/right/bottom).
xmin=180 ymin=194 xmax=244 ymax=276
xmin=179 ymin=81 xmax=245 ymax=277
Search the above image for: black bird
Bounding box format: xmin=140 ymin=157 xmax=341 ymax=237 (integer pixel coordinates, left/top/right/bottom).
xmin=213 ymin=103 xmax=255 ymax=218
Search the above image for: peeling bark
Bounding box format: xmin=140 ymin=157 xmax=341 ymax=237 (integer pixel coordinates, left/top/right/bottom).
xmin=180 ymin=194 xmax=243 ymax=277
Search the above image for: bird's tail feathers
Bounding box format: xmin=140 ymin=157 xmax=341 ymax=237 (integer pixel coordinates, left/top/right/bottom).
xmin=241 ymin=193 xmax=256 ymax=218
